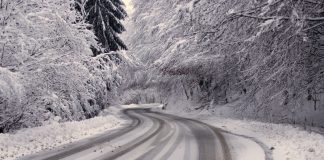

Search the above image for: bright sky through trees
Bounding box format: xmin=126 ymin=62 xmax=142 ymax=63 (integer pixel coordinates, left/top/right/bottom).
xmin=124 ymin=0 xmax=134 ymax=14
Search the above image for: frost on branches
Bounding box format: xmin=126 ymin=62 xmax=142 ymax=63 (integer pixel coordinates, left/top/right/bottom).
xmin=122 ymin=0 xmax=324 ymax=127
xmin=0 ymin=0 xmax=125 ymax=132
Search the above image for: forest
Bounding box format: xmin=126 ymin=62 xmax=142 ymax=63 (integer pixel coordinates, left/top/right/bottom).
xmin=0 ymin=0 xmax=324 ymax=132
xmin=1 ymin=1 xmax=324 ymax=160
xmin=122 ymin=0 xmax=324 ymax=127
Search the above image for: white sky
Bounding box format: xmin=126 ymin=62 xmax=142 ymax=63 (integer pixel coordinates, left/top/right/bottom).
xmin=123 ymin=0 xmax=134 ymax=14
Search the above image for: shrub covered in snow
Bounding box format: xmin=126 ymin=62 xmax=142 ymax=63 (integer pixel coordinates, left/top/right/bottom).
xmin=0 ymin=0 xmax=127 ymax=132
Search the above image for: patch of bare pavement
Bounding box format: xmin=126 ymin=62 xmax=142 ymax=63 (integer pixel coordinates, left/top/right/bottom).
xmin=21 ymin=108 xmax=234 ymax=160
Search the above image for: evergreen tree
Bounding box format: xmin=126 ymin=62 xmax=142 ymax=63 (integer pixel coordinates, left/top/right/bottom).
xmin=76 ymin=0 xmax=128 ymax=56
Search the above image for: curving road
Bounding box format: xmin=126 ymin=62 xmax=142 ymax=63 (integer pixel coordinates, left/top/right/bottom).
xmin=22 ymin=108 xmax=232 ymax=160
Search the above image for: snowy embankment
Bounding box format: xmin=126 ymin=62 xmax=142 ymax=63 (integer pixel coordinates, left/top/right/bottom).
xmin=154 ymin=105 xmax=324 ymax=160
xmin=210 ymin=117 xmax=324 ymax=160
xmin=0 ymin=108 xmax=127 ymax=160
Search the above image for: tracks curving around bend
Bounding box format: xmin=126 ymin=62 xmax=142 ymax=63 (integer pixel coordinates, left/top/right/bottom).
xmin=22 ymin=108 xmax=232 ymax=160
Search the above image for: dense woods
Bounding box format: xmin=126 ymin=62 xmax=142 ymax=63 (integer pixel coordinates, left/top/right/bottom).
xmin=122 ymin=0 xmax=324 ymax=127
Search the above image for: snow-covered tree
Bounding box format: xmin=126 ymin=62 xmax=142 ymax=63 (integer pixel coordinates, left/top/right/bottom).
xmin=76 ymin=0 xmax=128 ymax=56
xmin=122 ymin=0 xmax=324 ymax=127
xmin=0 ymin=0 xmax=128 ymax=132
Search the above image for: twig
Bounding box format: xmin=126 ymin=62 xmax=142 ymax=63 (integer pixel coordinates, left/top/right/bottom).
xmin=303 ymin=22 xmax=324 ymax=32
xmin=303 ymin=0 xmax=324 ymax=5
xmin=233 ymin=13 xmax=324 ymax=21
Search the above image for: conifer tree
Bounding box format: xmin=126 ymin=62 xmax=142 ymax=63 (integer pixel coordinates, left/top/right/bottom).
xmin=76 ymin=0 xmax=128 ymax=56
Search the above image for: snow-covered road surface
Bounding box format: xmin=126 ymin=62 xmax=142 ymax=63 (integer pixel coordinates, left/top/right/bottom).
xmin=21 ymin=108 xmax=234 ymax=160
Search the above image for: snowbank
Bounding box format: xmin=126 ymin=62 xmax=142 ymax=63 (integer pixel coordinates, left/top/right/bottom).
xmin=0 ymin=108 xmax=126 ymax=160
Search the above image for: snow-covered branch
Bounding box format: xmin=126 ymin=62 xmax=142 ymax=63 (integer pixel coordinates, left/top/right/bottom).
xmin=232 ymin=13 xmax=324 ymax=22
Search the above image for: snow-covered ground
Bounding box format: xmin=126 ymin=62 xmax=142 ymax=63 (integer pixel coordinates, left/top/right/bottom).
xmin=158 ymin=107 xmax=324 ymax=160
xmin=0 ymin=108 xmax=127 ymax=160
xmin=1 ymin=103 xmax=323 ymax=160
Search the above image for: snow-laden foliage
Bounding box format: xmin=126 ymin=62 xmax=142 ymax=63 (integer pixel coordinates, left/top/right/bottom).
xmin=0 ymin=0 xmax=127 ymax=132
xmin=122 ymin=0 xmax=324 ymax=126
xmin=0 ymin=68 xmax=24 ymax=133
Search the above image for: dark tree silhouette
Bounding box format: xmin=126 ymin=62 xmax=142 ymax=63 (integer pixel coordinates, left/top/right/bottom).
xmin=76 ymin=0 xmax=128 ymax=56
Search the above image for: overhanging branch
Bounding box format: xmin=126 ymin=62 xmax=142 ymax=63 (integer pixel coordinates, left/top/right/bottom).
xmin=233 ymin=13 xmax=324 ymax=21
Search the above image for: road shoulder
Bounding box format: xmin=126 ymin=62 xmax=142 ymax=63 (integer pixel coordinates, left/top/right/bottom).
xmin=156 ymin=106 xmax=324 ymax=160
xmin=0 ymin=107 xmax=128 ymax=160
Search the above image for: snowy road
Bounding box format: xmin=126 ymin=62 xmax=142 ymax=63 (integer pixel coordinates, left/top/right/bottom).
xmin=22 ymin=108 xmax=232 ymax=160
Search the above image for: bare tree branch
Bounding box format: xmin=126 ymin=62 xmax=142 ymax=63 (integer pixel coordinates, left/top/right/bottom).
xmin=303 ymin=22 xmax=324 ymax=32
xmin=304 ymin=0 xmax=324 ymax=5
xmin=233 ymin=13 xmax=324 ymax=22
